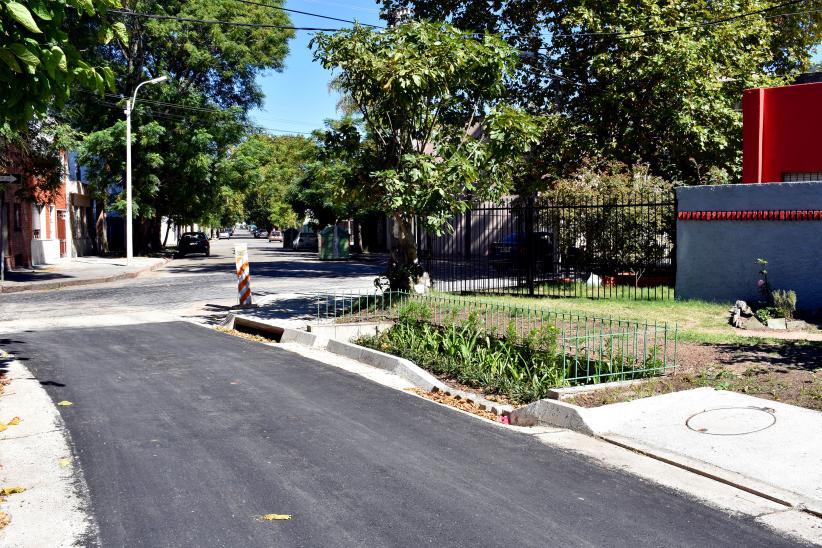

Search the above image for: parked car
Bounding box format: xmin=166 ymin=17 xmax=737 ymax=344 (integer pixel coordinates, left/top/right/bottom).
xmin=178 ymin=232 xmax=210 ymax=257
xmin=291 ymin=229 xmax=318 ymax=251
xmin=268 ymin=230 xmax=283 ymax=242
xmin=489 ymin=232 xmax=553 ymax=275
xmin=217 ymin=228 xmax=231 ymax=239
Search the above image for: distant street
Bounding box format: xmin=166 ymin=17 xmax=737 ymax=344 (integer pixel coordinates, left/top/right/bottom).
xmin=0 ymin=232 xmax=383 ymax=327
xmin=3 ymin=321 xmax=802 ymax=547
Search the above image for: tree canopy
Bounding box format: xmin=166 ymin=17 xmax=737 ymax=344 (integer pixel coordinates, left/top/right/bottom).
xmin=218 ymin=133 xmax=312 ymax=231
xmin=69 ymin=0 xmax=295 ymax=250
xmin=379 ymin=0 xmax=822 ymax=184
xmin=311 ymin=21 xmax=540 ymax=287
xmin=0 ymin=0 xmax=122 ymax=127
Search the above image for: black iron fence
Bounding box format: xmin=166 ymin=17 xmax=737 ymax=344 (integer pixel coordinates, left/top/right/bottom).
xmin=417 ymin=193 xmax=676 ymax=300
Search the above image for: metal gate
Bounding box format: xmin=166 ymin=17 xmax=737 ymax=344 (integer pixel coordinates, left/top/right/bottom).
xmin=418 ymin=193 xmax=676 ymax=300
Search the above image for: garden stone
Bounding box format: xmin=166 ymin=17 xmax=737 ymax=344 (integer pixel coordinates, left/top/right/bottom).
xmin=767 ymin=318 xmax=787 ymax=329
xmin=734 ymin=300 xmax=753 ymax=316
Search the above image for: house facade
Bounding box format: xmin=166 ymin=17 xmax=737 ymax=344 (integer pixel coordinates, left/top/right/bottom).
xmin=742 ymin=80 xmax=822 ymax=183
xmin=1 ymin=149 xmax=98 ymax=271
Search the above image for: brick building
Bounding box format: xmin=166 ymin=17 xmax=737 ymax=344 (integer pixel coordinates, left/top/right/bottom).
xmin=2 ymin=149 xmax=97 ymax=271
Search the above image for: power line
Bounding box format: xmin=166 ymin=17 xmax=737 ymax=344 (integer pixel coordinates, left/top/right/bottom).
xmin=84 ymin=95 xmax=316 ymax=135
xmin=109 ymin=8 xmax=346 ymax=31
xmin=228 ymin=0 xmax=383 ymax=28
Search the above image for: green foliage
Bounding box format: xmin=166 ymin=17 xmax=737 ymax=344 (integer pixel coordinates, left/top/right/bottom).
xmin=772 ymin=289 xmax=797 ymax=320
xmin=756 ymin=258 xmax=773 ymax=303
xmin=380 ymin=0 xmax=822 ymax=184
xmin=0 ymin=0 xmax=120 ymax=127
xmin=218 ymin=133 xmax=311 ymax=230
xmin=545 ymin=160 xmax=674 ymax=274
xmin=287 ymin=119 xmax=370 ymax=226
xmin=754 ymin=306 xmax=778 ymax=325
xmin=68 ymin=1 xmax=294 ymax=250
xmin=311 ymin=21 xmax=540 ymax=286
xmin=361 ymin=314 xmax=563 ymax=404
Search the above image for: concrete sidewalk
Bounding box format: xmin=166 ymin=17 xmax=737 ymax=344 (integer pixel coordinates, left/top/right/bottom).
xmin=0 ymin=256 xmax=168 ymax=293
xmin=517 ymin=388 xmax=822 ymax=517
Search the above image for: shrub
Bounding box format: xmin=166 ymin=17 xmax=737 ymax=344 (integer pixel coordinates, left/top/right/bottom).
xmin=772 ymin=289 xmax=797 ymax=320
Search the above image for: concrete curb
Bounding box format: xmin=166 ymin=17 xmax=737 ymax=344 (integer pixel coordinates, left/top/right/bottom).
xmin=220 ymin=315 xmax=514 ymax=416
xmin=510 ymin=394 xmax=822 ymax=519
xmin=325 ymin=339 xmax=450 ymax=393
xmin=0 ymin=257 xmax=170 ymax=294
xmin=0 ymin=357 xmax=98 ymax=545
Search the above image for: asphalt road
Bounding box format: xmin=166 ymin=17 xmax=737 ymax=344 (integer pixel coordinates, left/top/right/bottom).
xmin=4 ymin=321 xmax=800 ymax=547
xmin=0 ymin=234 xmax=383 ymax=324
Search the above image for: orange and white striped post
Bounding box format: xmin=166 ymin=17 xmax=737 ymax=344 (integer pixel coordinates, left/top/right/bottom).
xmin=234 ymin=243 xmax=253 ymax=307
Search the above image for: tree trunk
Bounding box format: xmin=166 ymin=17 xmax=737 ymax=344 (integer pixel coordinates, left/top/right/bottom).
xmin=162 ymin=219 xmax=172 ymax=248
xmin=388 ymin=213 xmax=423 ymax=291
xmin=352 ymin=219 xmax=363 ymax=253
xmin=96 ymin=200 xmax=109 ymax=254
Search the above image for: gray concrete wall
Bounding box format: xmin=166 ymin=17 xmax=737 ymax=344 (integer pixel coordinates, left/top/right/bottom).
xmin=676 ymin=181 xmax=822 ymax=310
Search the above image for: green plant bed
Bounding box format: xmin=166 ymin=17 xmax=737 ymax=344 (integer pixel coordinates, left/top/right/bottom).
xmin=357 ymin=302 xmax=665 ymax=405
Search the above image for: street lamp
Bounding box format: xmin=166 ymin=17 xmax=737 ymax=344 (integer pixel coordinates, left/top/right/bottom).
xmin=124 ymin=75 xmax=168 ymax=263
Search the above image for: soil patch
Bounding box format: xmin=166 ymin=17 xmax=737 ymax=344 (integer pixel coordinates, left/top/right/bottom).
xmin=404 ymin=388 xmax=503 ymax=422
xmin=568 ymin=340 xmax=822 ymax=411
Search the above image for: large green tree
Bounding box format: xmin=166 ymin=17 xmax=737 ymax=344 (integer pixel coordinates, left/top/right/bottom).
xmin=380 ymin=0 xmax=822 ymax=184
xmin=70 ymin=0 xmax=294 ymax=251
xmin=288 ymin=119 xmax=372 ymax=229
xmin=311 ymin=21 xmax=539 ymax=288
xmin=218 ymin=133 xmax=312 ymax=231
xmin=0 ymin=0 xmax=121 ymax=127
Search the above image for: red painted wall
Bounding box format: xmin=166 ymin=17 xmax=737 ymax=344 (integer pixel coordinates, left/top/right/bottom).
xmin=743 ymin=82 xmax=822 ymax=183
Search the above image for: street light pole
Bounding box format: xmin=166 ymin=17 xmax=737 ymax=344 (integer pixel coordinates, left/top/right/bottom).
xmin=125 ymin=75 xmax=167 ymax=264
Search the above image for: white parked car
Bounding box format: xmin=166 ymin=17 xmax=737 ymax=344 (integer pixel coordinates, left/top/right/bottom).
xmin=217 ymin=228 xmax=231 ymax=239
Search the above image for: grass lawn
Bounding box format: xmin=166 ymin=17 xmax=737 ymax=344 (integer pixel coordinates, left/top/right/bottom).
xmin=437 ymin=292 xmax=822 ymax=411
xmin=443 ymin=292 xmax=742 ymax=344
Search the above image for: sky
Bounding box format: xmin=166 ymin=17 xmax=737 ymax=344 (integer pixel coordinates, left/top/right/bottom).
xmin=249 ymin=2 xmax=822 ymax=136
xmin=248 ymin=0 xmax=383 ymax=136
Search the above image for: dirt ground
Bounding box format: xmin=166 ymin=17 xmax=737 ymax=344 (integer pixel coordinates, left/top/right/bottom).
xmin=569 ymin=339 xmax=822 ymax=411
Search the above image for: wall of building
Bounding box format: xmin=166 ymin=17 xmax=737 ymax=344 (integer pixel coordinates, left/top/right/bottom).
xmin=676 ymin=181 xmax=822 ymax=310
xmin=1 ymin=183 xmax=33 ymax=269
xmin=742 ymin=82 xmax=822 ymax=183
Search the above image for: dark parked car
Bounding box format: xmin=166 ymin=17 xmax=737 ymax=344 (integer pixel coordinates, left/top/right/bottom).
xmin=489 ymin=232 xmax=553 ymax=275
xmin=178 ymin=231 xmax=210 ymax=257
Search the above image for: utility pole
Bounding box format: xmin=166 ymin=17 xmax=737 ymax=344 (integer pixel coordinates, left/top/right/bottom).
xmin=124 ymin=75 xmax=168 ymax=264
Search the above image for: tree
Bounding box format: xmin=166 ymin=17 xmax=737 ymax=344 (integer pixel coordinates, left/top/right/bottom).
xmin=287 ymin=119 xmax=372 ymax=229
xmin=217 ymin=133 xmax=311 ymax=231
xmin=311 ymin=21 xmax=539 ymax=289
xmin=0 ymin=0 xmax=121 ymax=127
xmin=69 ymin=0 xmax=294 ymax=251
xmin=380 ymin=0 xmax=822 ymax=184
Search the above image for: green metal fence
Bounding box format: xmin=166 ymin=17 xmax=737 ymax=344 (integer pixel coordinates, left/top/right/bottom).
xmin=312 ymin=290 xmax=677 ymax=386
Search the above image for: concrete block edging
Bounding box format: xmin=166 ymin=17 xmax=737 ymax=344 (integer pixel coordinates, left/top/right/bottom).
xmin=224 ymin=315 xmax=513 ymax=416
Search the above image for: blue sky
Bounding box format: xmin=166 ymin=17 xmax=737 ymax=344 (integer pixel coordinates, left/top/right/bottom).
xmin=249 ymin=0 xmax=383 ymax=136
xmin=249 ymin=3 xmax=822 ymax=136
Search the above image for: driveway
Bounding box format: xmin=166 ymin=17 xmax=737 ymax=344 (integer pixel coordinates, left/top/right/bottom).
xmin=3 ymin=321 xmax=800 ymax=547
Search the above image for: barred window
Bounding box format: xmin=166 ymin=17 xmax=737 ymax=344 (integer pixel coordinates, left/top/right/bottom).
xmin=783 ymin=172 xmax=822 ymax=182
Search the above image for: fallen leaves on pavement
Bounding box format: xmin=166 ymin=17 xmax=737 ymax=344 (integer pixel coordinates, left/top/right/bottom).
xmin=58 ymin=458 xmax=71 ymax=468
xmin=257 ymin=514 xmax=292 ymax=521
xmin=57 ymin=401 xmax=73 ymax=406
xmin=404 ymin=388 xmax=502 ymax=421
xmin=0 ymin=487 xmax=25 ymax=496
xmin=0 ymin=511 xmax=9 ymax=529
xmin=0 ymin=416 xmax=22 ymax=432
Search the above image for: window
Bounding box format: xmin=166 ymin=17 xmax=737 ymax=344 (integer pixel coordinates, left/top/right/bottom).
xmin=13 ymin=203 xmax=21 ymax=231
xmin=783 ymin=172 xmax=822 ymax=182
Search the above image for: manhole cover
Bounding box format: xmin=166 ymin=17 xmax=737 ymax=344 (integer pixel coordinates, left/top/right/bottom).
xmin=686 ymin=406 xmax=776 ymax=436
